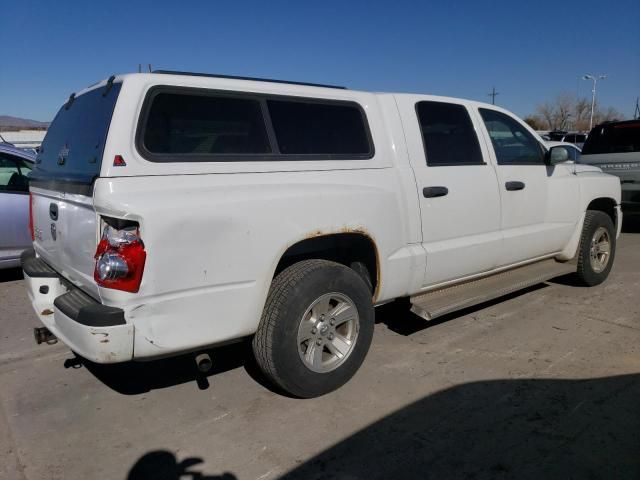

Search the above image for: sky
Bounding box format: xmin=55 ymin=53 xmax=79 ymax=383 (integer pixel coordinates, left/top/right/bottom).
xmin=1 ymin=0 xmax=639 ymax=122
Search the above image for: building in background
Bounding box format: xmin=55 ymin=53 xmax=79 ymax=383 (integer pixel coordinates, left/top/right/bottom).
xmin=0 ymin=116 xmax=48 ymax=151
xmin=0 ymin=130 xmax=46 ymax=150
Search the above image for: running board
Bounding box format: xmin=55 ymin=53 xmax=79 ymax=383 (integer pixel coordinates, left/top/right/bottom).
xmin=410 ymin=259 xmax=575 ymax=321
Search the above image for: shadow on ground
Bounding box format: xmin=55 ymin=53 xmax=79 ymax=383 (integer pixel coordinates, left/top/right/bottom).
xmin=0 ymin=267 xmax=23 ymax=283
xmin=622 ymin=213 xmax=640 ymax=234
xmin=126 ymin=375 xmax=640 ymax=479
xmin=127 ymin=450 xmax=237 ymax=480
xmin=76 ymin=340 xmax=274 ymax=395
xmin=277 ymin=374 xmax=640 ymax=479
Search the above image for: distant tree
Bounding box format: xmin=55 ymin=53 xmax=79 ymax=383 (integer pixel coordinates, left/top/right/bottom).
xmin=555 ymin=93 xmax=574 ymax=131
xmin=531 ymin=94 xmax=626 ymax=131
xmin=523 ymin=116 xmax=544 ymax=130
xmin=574 ymin=98 xmax=591 ymax=130
xmin=536 ymin=102 xmax=556 ymax=130
xmin=594 ymin=106 xmax=624 ymax=125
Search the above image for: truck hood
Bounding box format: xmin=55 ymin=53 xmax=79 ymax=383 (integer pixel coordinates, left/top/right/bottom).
xmin=574 ymin=163 xmax=603 ymax=174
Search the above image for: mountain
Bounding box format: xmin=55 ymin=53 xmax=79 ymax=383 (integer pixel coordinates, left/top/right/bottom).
xmin=0 ymin=115 xmax=49 ymax=130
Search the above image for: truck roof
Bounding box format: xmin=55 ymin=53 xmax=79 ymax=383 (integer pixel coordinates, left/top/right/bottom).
xmin=152 ymin=70 xmax=347 ymax=90
xmin=71 ymin=72 xmax=504 ymax=113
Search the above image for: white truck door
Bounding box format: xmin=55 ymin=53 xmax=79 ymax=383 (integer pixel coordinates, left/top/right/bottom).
xmin=475 ymin=107 xmax=579 ymax=266
xmin=396 ymin=96 xmax=502 ymax=287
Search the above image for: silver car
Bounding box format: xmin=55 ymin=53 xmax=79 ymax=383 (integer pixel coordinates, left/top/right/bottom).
xmin=0 ymin=143 xmax=35 ymax=269
xmin=580 ymin=120 xmax=640 ymax=213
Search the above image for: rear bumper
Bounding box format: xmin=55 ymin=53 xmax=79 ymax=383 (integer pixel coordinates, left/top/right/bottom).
xmin=22 ymin=249 xmax=133 ymax=363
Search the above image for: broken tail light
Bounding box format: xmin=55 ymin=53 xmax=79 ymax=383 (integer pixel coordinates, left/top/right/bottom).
xmin=94 ymin=219 xmax=146 ymax=293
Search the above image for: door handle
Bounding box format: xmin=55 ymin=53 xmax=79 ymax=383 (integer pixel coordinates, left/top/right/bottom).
xmin=505 ymin=181 xmax=525 ymax=191
xmin=423 ymin=186 xmax=449 ymax=198
xmin=49 ymin=203 xmax=58 ymax=221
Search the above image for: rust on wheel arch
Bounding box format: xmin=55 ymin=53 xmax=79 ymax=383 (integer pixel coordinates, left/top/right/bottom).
xmin=298 ymin=226 xmax=381 ymax=302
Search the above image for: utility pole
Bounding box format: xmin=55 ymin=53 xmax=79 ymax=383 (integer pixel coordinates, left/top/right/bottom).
xmin=582 ymin=74 xmax=606 ymax=131
xmin=488 ymin=87 xmax=499 ymax=105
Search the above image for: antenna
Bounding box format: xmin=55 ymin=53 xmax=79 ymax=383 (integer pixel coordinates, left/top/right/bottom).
xmin=488 ymin=86 xmax=499 ymax=105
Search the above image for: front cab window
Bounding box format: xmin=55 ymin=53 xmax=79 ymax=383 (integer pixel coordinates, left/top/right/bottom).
xmin=479 ymin=109 xmax=544 ymax=165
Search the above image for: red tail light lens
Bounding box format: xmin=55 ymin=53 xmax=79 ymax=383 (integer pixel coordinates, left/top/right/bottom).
xmin=28 ymin=193 xmax=34 ymax=241
xmin=94 ymin=222 xmax=146 ymax=293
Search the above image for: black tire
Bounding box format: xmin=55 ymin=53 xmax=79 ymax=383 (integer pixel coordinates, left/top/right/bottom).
xmin=575 ymin=210 xmax=616 ymax=286
xmin=252 ymin=259 xmax=375 ymax=398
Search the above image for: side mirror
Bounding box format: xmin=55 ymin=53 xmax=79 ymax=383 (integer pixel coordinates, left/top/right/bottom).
xmin=547 ymin=146 xmax=569 ymax=165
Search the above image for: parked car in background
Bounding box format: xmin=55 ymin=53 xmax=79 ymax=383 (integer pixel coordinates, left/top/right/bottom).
xmin=548 ymin=130 xmax=568 ymax=141
xmin=545 ymin=141 xmax=581 ymax=162
xmin=560 ymin=132 xmax=587 ymax=149
xmin=581 ymin=120 xmax=640 ymax=213
xmin=0 ymin=143 xmax=35 ymax=269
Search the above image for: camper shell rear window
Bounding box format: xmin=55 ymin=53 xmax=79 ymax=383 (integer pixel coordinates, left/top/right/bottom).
xmin=31 ymin=83 xmax=121 ymax=186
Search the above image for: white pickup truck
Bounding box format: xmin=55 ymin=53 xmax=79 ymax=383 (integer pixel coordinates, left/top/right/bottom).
xmin=23 ymin=72 xmax=621 ymax=397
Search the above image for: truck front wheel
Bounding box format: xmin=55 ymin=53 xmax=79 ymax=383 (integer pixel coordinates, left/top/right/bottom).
xmin=575 ymin=210 xmax=616 ymax=286
xmin=253 ymin=259 xmax=374 ymax=398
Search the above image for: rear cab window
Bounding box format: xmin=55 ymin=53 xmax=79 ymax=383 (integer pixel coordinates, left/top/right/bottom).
xmin=416 ymin=101 xmax=484 ymax=166
xmin=136 ymin=87 xmax=374 ymax=162
xmin=31 ymin=83 xmax=121 ymax=190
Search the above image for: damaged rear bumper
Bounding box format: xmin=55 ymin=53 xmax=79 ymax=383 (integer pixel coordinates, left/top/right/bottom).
xmin=22 ymin=249 xmax=133 ymax=363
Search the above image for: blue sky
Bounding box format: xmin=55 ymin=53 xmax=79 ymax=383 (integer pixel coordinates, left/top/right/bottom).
xmin=2 ymin=0 xmax=638 ymax=121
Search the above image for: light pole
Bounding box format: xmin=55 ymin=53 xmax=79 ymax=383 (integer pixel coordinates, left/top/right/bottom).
xmin=582 ymin=74 xmax=606 ymax=131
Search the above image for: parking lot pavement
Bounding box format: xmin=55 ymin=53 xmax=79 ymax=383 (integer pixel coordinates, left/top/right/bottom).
xmin=1 ymin=220 xmax=639 ymax=480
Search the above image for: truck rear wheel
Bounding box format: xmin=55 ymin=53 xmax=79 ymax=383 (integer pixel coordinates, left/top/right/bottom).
xmin=575 ymin=210 xmax=616 ymax=286
xmin=253 ymin=259 xmax=374 ymax=398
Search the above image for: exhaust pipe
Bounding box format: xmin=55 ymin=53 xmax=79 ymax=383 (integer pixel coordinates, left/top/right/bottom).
xmin=195 ymin=352 xmax=213 ymax=373
xmin=34 ymin=327 xmax=57 ymax=345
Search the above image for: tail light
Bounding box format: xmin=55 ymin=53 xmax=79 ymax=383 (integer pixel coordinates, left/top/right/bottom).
xmin=94 ymin=220 xmax=146 ymax=293
xmin=28 ymin=193 xmax=34 ymax=241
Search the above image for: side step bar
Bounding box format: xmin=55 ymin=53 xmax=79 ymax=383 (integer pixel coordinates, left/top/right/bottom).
xmin=410 ymin=259 xmax=576 ymax=321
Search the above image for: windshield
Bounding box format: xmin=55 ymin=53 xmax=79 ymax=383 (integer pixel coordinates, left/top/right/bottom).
xmin=582 ymin=122 xmax=640 ymax=155
xmin=31 ymin=83 xmax=121 ymax=184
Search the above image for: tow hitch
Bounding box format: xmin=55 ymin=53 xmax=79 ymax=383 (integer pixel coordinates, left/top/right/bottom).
xmin=34 ymin=327 xmax=57 ymax=345
xmin=195 ymin=352 xmax=213 ymax=373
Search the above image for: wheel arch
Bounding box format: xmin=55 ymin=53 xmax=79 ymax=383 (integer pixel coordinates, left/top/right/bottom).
xmin=273 ymin=231 xmax=380 ymax=301
xmin=558 ymin=196 xmax=620 ymax=261
xmin=587 ymin=197 xmax=618 ymax=229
